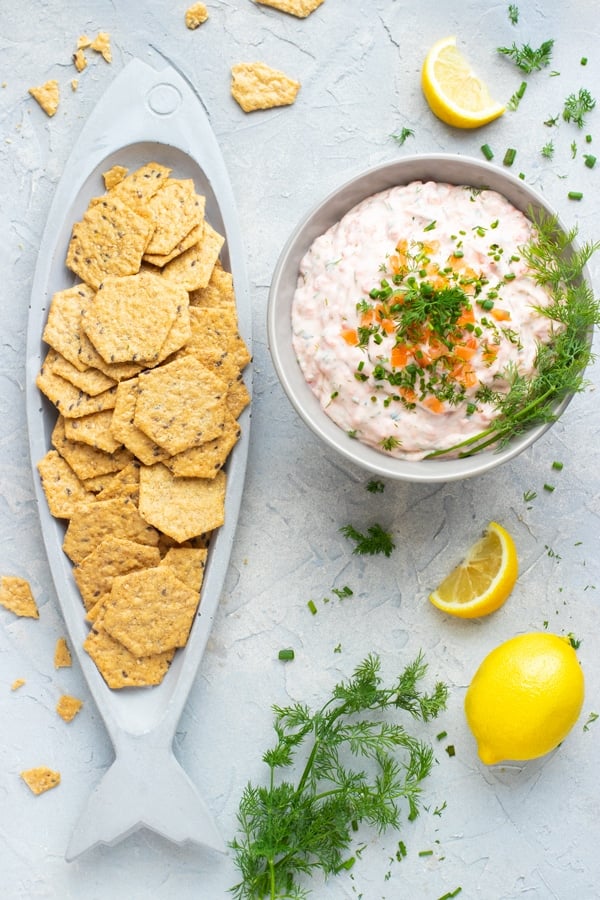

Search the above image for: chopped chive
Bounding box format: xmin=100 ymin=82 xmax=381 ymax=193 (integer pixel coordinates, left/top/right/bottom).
xmin=436 ymin=730 xmax=448 ymax=741
xmin=543 ymin=483 xmax=556 ymax=492
xmin=581 ymin=57 xmax=588 ymax=65
xmin=503 ymin=147 xmax=517 ymax=166
xmin=586 ymin=134 xmax=593 ymax=143
xmin=584 ymin=154 xmax=597 ymax=168
xmin=278 ymin=648 xmax=295 ymax=661
xmin=518 ymin=172 xmax=526 ymax=180
xmin=445 ymin=744 xmax=456 ymax=757
xmin=516 ymin=80 xmax=527 ymax=99
xmin=438 ymin=890 xmax=463 ymax=900
xmin=568 ymin=191 xmax=583 ymax=200
xmin=307 ymin=599 xmax=317 ymax=615
xmin=552 ymin=460 xmax=564 ymax=470
xmin=481 ymin=143 xmax=494 ymax=160
xmin=418 ymin=849 xmax=434 ymax=857
xmin=424 ymin=220 xmax=437 ymax=231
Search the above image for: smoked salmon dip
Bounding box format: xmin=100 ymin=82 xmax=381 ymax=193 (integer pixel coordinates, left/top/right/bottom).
xmin=291 ymin=180 xmax=556 ymax=460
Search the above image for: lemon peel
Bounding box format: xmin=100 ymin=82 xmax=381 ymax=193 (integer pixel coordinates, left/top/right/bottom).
xmin=465 ymin=632 xmax=585 ymax=765
xmin=421 ymin=36 xmax=505 ymax=129
xmin=429 ymin=521 xmax=518 ymax=618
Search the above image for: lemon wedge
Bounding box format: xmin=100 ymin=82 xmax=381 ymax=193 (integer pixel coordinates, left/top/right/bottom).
xmin=422 ymin=36 xmax=505 ymax=129
xmin=465 ymin=632 xmax=585 ymax=764
xmin=429 ymin=521 xmax=517 ymax=618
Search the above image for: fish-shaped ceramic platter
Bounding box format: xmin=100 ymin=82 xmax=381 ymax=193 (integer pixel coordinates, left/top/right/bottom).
xmin=25 ymin=58 xmax=251 ymax=861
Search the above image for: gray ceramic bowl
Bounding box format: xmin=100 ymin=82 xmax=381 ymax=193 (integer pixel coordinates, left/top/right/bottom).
xmin=267 ymin=154 xmax=585 ymax=482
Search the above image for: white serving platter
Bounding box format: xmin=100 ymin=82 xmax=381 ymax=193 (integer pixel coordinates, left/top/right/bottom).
xmin=25 ymin=58 xmax=252 ymax=860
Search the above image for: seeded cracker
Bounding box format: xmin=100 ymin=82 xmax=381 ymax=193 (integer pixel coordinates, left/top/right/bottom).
xmin=143 ymin=221 xmax=204 ymax=267
xmin=164 ymin=413 xmax=240 ymax=478
xmin=255 ymin=0 xmax=325 ymax=16
xmin=37 ymin=449 xmax=92 ymax=518
xmin=66 ymin=195 xmax=153 ymax=289
xmin=109 ymin=161 xmax=171 ymax=215
xmin=54 ymin=637 xmax=72 ymax=668
xmin=42 ymin=284 xmax=99 ymax=372
xmin=144 ymin=180 xmax=205 ymax=256
xmin=102 ymin=165 xmax=129 ymax=191
xmin=160 ymin=222 xmax=225 ymax=291
xmin=0 ymin=576 xmax=39 ymax=618
xmin=20 ymin=767 xmax=61 ymax=795
xmin=159 ymin=547 xmax=208 ymax=593
xmin=95 ymin=461 xmax=140 ymax=502
xmin=139 ymin=465 xmax=226 ymax=542
xmin=134 ymin=356 xmax=228 ymax=455
xmin=28 ymin=80 xmax=60 ymax=117
xmin=63 ymin=498 xmax=160 ymax=564
xmin=73 ymin=49 xmax=87 ymax=73
xmin=110 ymin=378 xmax=171 ymax=466
xmin=231 ymin=62 xmax=300 ymax=113
xmin=101 ymin=566 xmax=201 ymax=656
xmin=37 ymin=349 xmax=118 ymax=418
xmin=73 ymin=536 xmax=161 ymax=609
xmin=52 ymin=415 xmax=133 ymax=481
xmin=189 ymin=259 xmax=237 ymax=309
xmin=56 ymin=694 xmax=83 ymax=722
xmin=49 ymin=352 xmax=116 ymax=397
xmin=64 ymin=410 xmax=122 ymax=454
xmin=83 ymin=626 xmax=175 ymax=689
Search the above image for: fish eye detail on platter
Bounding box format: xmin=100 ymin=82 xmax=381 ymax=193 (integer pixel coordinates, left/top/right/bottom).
xmin=35 ymin=160 xmax=251 ymax=690
xmin=269 ymin=156 xmax=600 ymax=481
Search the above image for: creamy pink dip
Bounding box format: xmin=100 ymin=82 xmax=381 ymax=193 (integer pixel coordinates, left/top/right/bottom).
xmin=291 ymin=181 xmax=555 ymax=460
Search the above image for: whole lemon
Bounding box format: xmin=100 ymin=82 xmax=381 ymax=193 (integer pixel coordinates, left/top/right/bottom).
xmin=465 ymin=632 xmax=585 ymax=765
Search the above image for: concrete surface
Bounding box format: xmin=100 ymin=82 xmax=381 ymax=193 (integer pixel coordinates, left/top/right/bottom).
xmin=1 ymin=1 xmax=599 ymax=898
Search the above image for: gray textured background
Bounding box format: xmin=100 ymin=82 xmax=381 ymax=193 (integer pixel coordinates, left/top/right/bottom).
xmin=1 ymin=2 xmax=599 ymax=898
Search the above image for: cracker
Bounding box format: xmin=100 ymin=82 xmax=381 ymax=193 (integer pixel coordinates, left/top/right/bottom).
xmin=110 ymin=378 xmax=171 ymax=465
xmin=160 ymin=222 xmax=224 ymax=291
xmin=102 ymin=165 xmax=129 ymax=191
xmin=63 ymin=497 xmax=159 ymax=564
xmin=159 ymin=547 xmax=208 ymax=593
xmin=164 ymin=412 xmax=240 ymax=478
xmin=66 ymin=194 xmax=153 ymax=289
xmin=37 ymin=449 xmax=92 ymax=518
xmin=20 ymin=767 xmax=61 ymax=795
xmin=81 ymin=272 xmax=185 ymax=364
xmin=73 ymin=535 xmax=161 ymax=609
xmin=179 ymin=306 xmax=242 ymax=384
xmin=64 ymin=409 xmax=121 ymax=454
xmin=77 ymin=35 xmax=92 ymax=50
xmin=28 ymin=80 xmax=60 ymax=117
xmin=42 ymin=284 xmax=96 ymax=371
xmin=144 ymin=179 xmax=205 ymax=256
xmin=231 ymin=62 xmax=300 ymax=113
xmin=37 ymin=349 xmax=118 ymax=418
xmin=95 ymin=461 xmax=140 ymax=502
xmin=110 ymin=161 xmax=172 ymax=218
xmin=185 ymin=3 xmax=209 ymax=28
xmin=226 ymin=378 xmax=251 ymax=419
xmin=255 ymin=0 xmax=325 ymax=16
xmin=143 ymin=222 xmax=204 ymax=267
xmin=52 ymin=415 xmax=133 ymax=481
xmin=138 ymin=464 xmax=226 ymax=542
xmin=101 ymin=565 xmax=200 ymax=656
xmin=73 ymin=49 xmax=87 ymax=73
xmin=11 ymin=679 xmax=26 ymax=691
xmin=49 ymin=352 xmax=116 ymax=397
xmin=189 ymin=259 xmax=236 ymax=309
xmin=0 ymin=576 xmax=39 ymax=618
xmin=134 ymin=356 xmax=228 ymax=455
xmin=56 ymin=694 xmax=83 ymax=722
xmin=83 ymin=625 xmax=174 ymax=689
xmin=54 ymin=637 xmax=72 ymax=668
xmin=90 ymin=32 xmax=112 ymax=63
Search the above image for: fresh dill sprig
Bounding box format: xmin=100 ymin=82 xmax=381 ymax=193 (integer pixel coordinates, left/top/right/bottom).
xmin=427 ymin=213 xmax=600 ymax=459
xmin=391 ymin=127 xmax=415 ymax=146
xmin=508 ymin=4 xmax=519 ymax=25
xmin=230 ymin=653 xmax=448 ymax=900
xmin=562 ymin=88 xmax=596 ymax=128
xmin=340 ymin=523 xmax=396 ymax=557
xmin=497 ymin=39 xmax=554 ymax=73
xmin=541 ymin=140 xmax=555 ymax=159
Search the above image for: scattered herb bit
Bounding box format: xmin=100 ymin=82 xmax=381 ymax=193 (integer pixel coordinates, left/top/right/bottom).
xmin=307 ymin=599 xmax=317 ymax=615
xmin=523 ymin=489 xmax=537 ymax=502
xmin=340 ymin=523 xmax=395 ymax=557
xmin=230 ymin=653 xmax=448 ymax=899
xmin=445 ymin=744 xmax=456 ymax=757
xmin=438 ymin=889 xmax=463 ymax=900
xmin=571 ymin=140 xmax=578 ymax=159
xmin=392 ymin=126 xmax=415 ymax=146
xmin=366 ymin=478 xmax=385 ymax=494
xmin=481 ymin=143 xmax=494 ymax=160
xmin=433 ymin=800 xmax=447 ymax=816
xmin=543 ymin=482 xmax=555 ymax=492
xmin=563 ymin=88 xmax=596 ymax=128
xmin=507 ymin=83 xmax=527 ymax=111
xmin=568 ymin=191 xmax=583 ymax=200
xmin=544 ymin=114 xmax=559 ymax=127
xmin=424 ymin=220 xmax=437 ymax=232
xmin=508 ymin=3 xmax=519 ymax=24
xmin=334 ymin=643 xmax=342 ymax=653
xmin=581 ymin=57 xmax=588 ymax=66
xmin=584 ymin=712 xmax=599 ymax=731
xmin=586 ymin=133 xmax=593 ymax=143
xmin=518 ymin=172 xmax=526 ymax=180
xmin=332 ymin=585 xmax=353 ymax=600
xmin=418 ymin=849 xmax=434 ymax=857
xmin=541 ymin=141 xmax=555 ymax=159
xmin=584 ymin=153 xmax=597 ymax=168
xmin=436 ymin=730 xmax=448 ymax=741
xmin=545 ymin=545 xmax=561 ymax=560
xmin=543 ymin=620 xmax=549 ymax=629
xmin=567 ymin=632 xmax=582 ymax=649
xmin=552 ymin=460 xmax=564 ymax=470
xmin=497 ymin=39 xmax=554 ymax=73
xmin=278 ymin=648 xmax=295 ymax=661
xmin=396 ymin=839 xmax=408 ymax=860
xmin=503 ymin=147 xmax=517 ymax=166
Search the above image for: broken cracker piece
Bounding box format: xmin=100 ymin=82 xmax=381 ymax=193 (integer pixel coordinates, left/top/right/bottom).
xmin=185 ymin=3 xmax=209 ymax=28
xmin=255 ymin=0 xmax=325 ymax=16
xmin=56 ymin=694 xmax=83 ymax=722
xmin=54 ymin=637 xmax=72 ymax=668
xmin=90 ymin=32 xmax=112 ymax=63
xmin=0 ymin=576 xmax=39 ymax=618
xmin=28 ymin=80 xmax=60 ymax=117
xmin=231 ymin=61 xmax=300 ymax=112
xmin=20 ymin=767 xmax=61 ymax=795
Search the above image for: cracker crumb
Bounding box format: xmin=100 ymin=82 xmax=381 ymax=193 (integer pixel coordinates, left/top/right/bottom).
xmin=0 ymin=576 xmax=39 ymax=618
xmin=54 ymin=637 xmax=72 ymax=668
xmin=11 ymin=679 xmax=26 ymax=691
xmin=71 ymin=78 xmax=79 ymax=92
xmin=20 ymin=767 xmax=61 ymax=795
xmin=90 ymin=31 xmax=112 ymax=63
xmin=255 ymin=0 xmax=325 ymax=15
xmin=77 ymin=34 xmax=92 ymax=50
xmin=73 ymin=49 xmax=87 ymax=73
xmin=231 ymin=61 xmax=300 ymax=112
xmin=185 ymin=3 xmax=209 ymax=28
xmin=28 ymin=80 xmax=60 ymax=117
xmin=56 ymin=694 xmax=83 ymax=722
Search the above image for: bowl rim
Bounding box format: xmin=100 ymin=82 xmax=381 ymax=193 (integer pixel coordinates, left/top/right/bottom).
xmin=267 ymin=153 xmax=585 ymax=482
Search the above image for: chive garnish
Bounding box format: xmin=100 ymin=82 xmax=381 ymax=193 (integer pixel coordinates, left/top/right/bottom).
xmin=503 ymin=147 xmax=517 ymax=166
xmin=278 ymin=648 xmax=295 ymax=661
xmin=481 ymin=143 xmax=494 ymax=160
